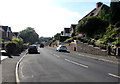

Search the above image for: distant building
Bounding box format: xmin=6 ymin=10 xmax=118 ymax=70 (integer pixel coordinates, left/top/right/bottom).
xmin=39 ymin=37 xmax=52 ymax=43
xmin=0 ymin=26 xmax=13 ymax=41
xmin=13 ymin=32 xmax=22 ymax=39
xmin=70 ymin=24 xmax=77 ymax=37
xmin=63 ymin=28 xmax=71 ymax=37
xmin=61 ymin=31 xmax=64 ymax=36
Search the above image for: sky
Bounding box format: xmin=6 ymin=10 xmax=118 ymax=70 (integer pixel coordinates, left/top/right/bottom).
xmin=0 ymin=0 xmax=111 ymax=37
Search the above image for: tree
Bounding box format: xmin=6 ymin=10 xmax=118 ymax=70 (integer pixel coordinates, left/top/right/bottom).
xmin=98 ymin=10 xmax=110 ymax=23
xmin=54 ymin=33 xmax=61 ymax=40
xmin=19 ymin=27 xmax=39 ymax=44
xmin=110 ymin=1 xmax=120 ymax=25
xmin=76 ymin=16 xmax=109 ymax=37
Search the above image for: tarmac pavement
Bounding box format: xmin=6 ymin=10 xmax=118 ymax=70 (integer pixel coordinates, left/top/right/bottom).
xmin=1 ymin=50 xmax=27 ymax=83
xmin=1 ymin=56 xmax=8 ymax=61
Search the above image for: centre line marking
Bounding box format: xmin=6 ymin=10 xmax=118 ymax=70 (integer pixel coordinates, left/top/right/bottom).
xmin=108 ymin=73 xmax=120 ymax=79
xmin=53 ymin=54 xmax=60 ymax=58
xmin=65 ymin=59 xmax=88 ymax=68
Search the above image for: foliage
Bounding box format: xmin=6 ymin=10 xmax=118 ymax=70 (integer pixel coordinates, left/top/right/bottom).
xmin=19 ymin=27 xmax=39 ymax=44
xmin=76 ymin=16 xmax=109 ymax=37
xmin=52 ymin=40 xmax=58 ymax=45
xmin=115 ymin=21 xmax=120 ymax=28
xmin=98 ymin=10 xmax=110 ymax=23
xmin=110 ymin=1 xmax=120 ymax=25
xmin=12 ymin=38 xmax=23 ymax=45
xmin=71 ymin=32 xmax=76 ymax=37
xmin=64 ymin=37 xmax=74 ymax=43
xmin=6 ymin=42 xmax=17 ymax=54
xmin=54 ymin=33 xmax=61 ymax=40
xmin=60 ymin=36 xmax=70 ymax=42
xmin=64 ymin=36 xmax=80 ymax=43
xmin=102 ymin=27 xmax=120 ymax=45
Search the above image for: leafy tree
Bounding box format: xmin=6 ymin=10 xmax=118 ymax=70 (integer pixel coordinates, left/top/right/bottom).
xmin=110 ymin=1 xmax=120 ymax=25
xmin=98 ymin=10 xmax=110 ymax=23
xmin=54 ymin=33 xmax=61 ymax=40
xmin=76 ymin=16 xmax=109 ymax=37
xmin=19 ymin=27 xmax=39 ymax=44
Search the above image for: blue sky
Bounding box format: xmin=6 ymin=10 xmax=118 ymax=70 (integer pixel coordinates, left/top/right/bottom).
xmin=53 ymin=1 xmax=110 ymax=17
xmin=0 ymin=0 xmax=111 ymax=37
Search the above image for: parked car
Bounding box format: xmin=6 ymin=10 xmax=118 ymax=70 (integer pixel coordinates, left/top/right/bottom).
xmin=40 ymin=43 xmax=44 ymax=48
xmin=56 ymin=45 xmax=67 ymax=52
xmin=28 ymin=45 xmax=38 ymax=54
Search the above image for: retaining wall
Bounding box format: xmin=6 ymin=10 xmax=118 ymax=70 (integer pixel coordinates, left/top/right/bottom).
xmin=64 ymin=41 xmax=108 ymax=56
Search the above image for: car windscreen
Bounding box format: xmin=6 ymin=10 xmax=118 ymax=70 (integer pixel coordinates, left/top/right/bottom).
xmin=61 ymin=46 xmax=67 ymax=48
xmin=29 ymin=46 xmax=37 ymax=49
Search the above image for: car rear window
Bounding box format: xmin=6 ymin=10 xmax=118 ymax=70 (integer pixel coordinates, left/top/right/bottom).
xmin=29 ymin=46 xmax=37 ymax=48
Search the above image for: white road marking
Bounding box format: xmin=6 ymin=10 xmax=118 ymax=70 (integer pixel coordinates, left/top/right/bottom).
xmin=16 ymin=50 xmax=28 ymax=83
xmin=53 ymin=54 xmax=60 ymax=58
xmin=108 ymin=73 xmax=120 ymax=79
xmin=65 ymin=59 xmax=88 ymax=68
xmin=20 ymin=66 xmax=25 ymax=78
xmin=78 ymin=54 xmax=119 ymax=64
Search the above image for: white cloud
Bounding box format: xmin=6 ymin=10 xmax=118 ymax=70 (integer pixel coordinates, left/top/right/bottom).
xmin=0 ymin=0 xmax=82 ymax=37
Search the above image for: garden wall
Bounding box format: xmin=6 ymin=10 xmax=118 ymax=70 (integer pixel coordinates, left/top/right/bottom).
xmin=64 ymin=41 xmax=108 ymax=56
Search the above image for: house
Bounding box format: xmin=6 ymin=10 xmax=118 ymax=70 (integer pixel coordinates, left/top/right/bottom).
xmin=0 ymin=26 xmax=4 ymax=50
xmin=13 ymin=32 xmax=22 ymax=39
xmin=63 ymin=28 xmax=71 ymax=37
xmin=0 ymin=26 xmax=14 ymax=49
xmin=61 ymin=31 xmax=64 ymax=36
xmin=1 ymin=26 xmax=13 ymax=41
xmin=79 ymin=2 xmax=109 ymax=22
xmin=70 ymin=24 xmax=77 ymax=37
xmin=0 ymin=26 xmax=4 ymax=38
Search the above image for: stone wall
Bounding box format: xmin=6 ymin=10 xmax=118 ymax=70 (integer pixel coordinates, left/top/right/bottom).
xmin=77 ymin=42 xmax=108 ymax=56
xmin=64 ymin=41 xmax=108 ymax=56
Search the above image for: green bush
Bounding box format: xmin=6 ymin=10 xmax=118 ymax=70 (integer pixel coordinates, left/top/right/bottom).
xmin=112 ymin=38 xmax=120 ymax=46
xmin=95 ymin=39 xmax=104 ymax=47
xmin=6 ymin=42 xmax=17 ymax=55
xmin=52 ymin=40 xmax=58 ymax=45
xmin=99 ymin=44 xmax=107 ymax=49
xmin=64 ymin=37 xmax=74 ymax=43
xmin=12 ymin=38 xmax=24 ymax=53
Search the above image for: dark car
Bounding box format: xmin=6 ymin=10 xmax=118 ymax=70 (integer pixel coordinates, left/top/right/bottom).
xmin=40 ymin=43 xmax=44 ymax=48
xmin=28 ymin=45 xmax=38 ymax=54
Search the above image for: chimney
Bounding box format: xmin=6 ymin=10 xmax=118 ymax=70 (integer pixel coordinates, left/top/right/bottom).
xmin=96 ymin=2 xmax=103 ymax=8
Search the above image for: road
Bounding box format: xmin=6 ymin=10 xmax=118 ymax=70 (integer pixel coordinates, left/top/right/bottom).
xmin=18 ymin=47 xmax=119 ymax=82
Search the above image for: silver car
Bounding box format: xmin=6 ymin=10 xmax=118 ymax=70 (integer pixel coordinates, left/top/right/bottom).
xmin=56 ymin=45 xmax=67 ymax=52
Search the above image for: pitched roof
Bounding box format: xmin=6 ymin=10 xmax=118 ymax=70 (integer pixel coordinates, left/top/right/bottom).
xmin=13 ymin=32 xmax=19 ymax=36
xmin=0 ymin=26 xmax=4 ymax=31
xmin=79 ymin=2 xmax=109 ymax=22
xmin=1 ymin=26 xmax=12 ymax=32
xmin=64 ymin=28 xmax=71 ymax=33
xmin=70 ymin=24 xmax=77 ymax=29
xmin=1 ymin=26 xmax=8 ymax=32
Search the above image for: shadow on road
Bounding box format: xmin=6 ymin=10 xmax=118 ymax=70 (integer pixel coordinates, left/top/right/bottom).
xmin=27 ymin=52 xmax=40 ymax=54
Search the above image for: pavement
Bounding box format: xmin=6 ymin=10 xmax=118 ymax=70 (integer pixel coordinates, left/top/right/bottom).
xmin=1 ymin=47 xmax=120 ymax=83
xmin=1 ymin=50 xmax=27 ymax=83
xmin=1 ymin=56 xmax=8 ymax=61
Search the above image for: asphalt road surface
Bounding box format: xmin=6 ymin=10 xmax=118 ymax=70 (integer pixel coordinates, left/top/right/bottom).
xmin=18 ymin=47 xmax=119 ymax=82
